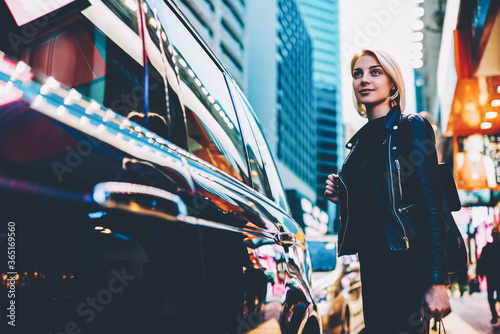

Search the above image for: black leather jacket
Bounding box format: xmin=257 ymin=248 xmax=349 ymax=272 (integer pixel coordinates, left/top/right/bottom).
xmin=337 ymin=107 xmax=449 ymax=285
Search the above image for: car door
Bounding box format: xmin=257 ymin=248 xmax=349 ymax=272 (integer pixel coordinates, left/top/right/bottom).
xmin=225 ymin=75 xmax=317 ymax=332
xmin=0 ymin=1 xmax=205 ymax=333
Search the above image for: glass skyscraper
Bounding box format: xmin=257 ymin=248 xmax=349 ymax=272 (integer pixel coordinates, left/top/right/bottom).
xmin=246 ymin=0 xmax=317 ymax=201
xmin=299 ymin=0 xmax=343 ymax=230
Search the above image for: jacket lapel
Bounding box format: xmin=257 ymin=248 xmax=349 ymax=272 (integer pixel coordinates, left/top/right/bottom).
xmin=343 ymin=107 xmax=403 ymax=170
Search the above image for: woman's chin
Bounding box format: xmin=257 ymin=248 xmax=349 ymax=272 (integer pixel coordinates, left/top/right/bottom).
xmin=360 ymin=100 xmax=391 ymax=110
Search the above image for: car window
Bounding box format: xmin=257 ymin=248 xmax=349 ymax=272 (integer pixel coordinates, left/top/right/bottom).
xmin=0 ymin=0 xmax=147 ymax=120
xmin=236 ymin=89 xmax=290 ymax=213
xmin=226 ymin=76 xmax=273 ymax=198
xmin=142 ymin=0 xmax=188 ymax=149
xmin=158 ymin=2 xmax=249 ymax=183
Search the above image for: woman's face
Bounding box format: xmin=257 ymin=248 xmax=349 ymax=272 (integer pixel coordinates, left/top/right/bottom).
xmin=352 ymin=55 xmax=395 ymax=113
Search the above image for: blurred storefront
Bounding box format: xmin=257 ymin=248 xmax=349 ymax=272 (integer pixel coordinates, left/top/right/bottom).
xmin=436 ymin=0 xmax=500 ymax=288
xmin=445 ymin=0 xmax=500 ymax=179
xmin=445 ymin=0 xmax=500 ymax=135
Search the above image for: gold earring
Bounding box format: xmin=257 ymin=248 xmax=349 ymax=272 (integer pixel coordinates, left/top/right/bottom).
xmin=389 ymin=89 xmax=399 ymax=101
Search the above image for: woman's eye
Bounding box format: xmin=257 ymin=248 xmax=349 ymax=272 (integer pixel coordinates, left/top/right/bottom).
xmin=353 ymin=71 xmax=362 ymax=78
xmin=371 ymin=69 xmax=381 ymax=75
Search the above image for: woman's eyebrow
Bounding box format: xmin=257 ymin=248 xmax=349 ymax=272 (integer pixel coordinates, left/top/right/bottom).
xmin=353 ymin=65 xmax=382 ymax=71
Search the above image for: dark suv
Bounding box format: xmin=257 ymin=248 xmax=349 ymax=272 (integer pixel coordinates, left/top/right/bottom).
xmin=0 ymin=1 xmax=319 ymax=333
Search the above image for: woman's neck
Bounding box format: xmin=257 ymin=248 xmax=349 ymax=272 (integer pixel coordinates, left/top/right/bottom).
xmin=365 ymin=100 xmax=393 ymax=121
xmin=366 ymin=108 xmax=391 ymax=121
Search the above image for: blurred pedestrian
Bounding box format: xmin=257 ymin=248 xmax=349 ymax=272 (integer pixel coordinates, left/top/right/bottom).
xmin=325 ymin=49 xmax=450 ymax=334
xmin=477 ymin=227 xmax=500 ymax=324
xmin=450 ymin=270 xmax=468 ymax=298
xmin=456 ymin=134 xmax=497 ymax=189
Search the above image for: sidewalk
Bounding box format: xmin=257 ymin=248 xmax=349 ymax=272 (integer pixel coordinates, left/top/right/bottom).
xmin=431 ymin=291 xmax=500 ymax=334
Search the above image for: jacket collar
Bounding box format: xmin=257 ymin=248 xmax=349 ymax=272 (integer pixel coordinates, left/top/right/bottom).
xmin=345 ymin=106 xmax=402 ymax=150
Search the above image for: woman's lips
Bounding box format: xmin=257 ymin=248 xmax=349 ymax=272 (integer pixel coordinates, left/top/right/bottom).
xmin=359 ymin=89 xmax=373 ymax=94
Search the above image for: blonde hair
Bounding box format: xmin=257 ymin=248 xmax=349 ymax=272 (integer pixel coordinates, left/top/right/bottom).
xmin=350 ymin=49 xmax=406 ymax=118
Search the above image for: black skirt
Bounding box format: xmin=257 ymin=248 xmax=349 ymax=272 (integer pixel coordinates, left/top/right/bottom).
xmin=358 ymin=242 xmax=430 ymax=334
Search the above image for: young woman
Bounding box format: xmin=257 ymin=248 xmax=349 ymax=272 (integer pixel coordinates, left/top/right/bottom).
xmin=325 ymin=49 xmax=450 ymax=333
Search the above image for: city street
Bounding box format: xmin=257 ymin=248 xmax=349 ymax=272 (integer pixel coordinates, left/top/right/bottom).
xmin=0 ymin=0 xmax=499 ymax=333
xmin=436 ymin=291 xmax=500 ymax=334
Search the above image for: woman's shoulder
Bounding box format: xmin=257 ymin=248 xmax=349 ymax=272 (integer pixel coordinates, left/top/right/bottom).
xmin=403 ymin=112 xmax=431 ymax=124
xmin=402 ymin=112 xmax=433 ymax=132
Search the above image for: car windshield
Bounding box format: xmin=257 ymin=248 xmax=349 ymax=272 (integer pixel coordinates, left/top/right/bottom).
xmin=308 ymin=240 xmax=337 ymax=272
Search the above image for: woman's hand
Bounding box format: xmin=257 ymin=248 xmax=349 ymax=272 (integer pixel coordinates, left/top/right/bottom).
xmin=422 ymin=284 xmax=450 ymax=321
xmin=324 ymin=174 xmax=342 ymax=206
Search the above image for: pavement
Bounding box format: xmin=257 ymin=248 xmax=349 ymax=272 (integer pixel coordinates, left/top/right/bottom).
xmin=432 ymin=290 xmax=500 ymax=334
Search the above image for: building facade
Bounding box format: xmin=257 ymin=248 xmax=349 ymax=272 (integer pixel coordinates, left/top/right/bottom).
xmin=299 ymin=0 xmax=343 ymax=230
xmin=412 ymin=0 xmax=447 ymax=118
xmin=246 ymin=0 xmax=317 ymax=202
xmin=435 ymin=0 xmax=500 ymax=278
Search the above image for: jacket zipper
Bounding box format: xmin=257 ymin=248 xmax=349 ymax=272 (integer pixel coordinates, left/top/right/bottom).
xmin=395 ymin=159 xmax=403 ymax=200
xmin=397 ymin=203 xmax=415 ymax=213
xmin=388 ymin=135 xmax=409 ymax=249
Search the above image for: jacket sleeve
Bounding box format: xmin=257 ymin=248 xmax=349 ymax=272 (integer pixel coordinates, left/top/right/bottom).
xmin=406 ymin=114 xmax=449 ymax=285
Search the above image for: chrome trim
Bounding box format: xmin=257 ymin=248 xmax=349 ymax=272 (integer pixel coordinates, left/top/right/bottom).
xmin=274 ymin=231 xmax=295 ymax=247
xmin=93 ymin=181 xmax=188 ymax=219
xmin=183 ymin=216 xmax=276 ymax=240
xmin=93 ymin=182 xmax=282 ymax=242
